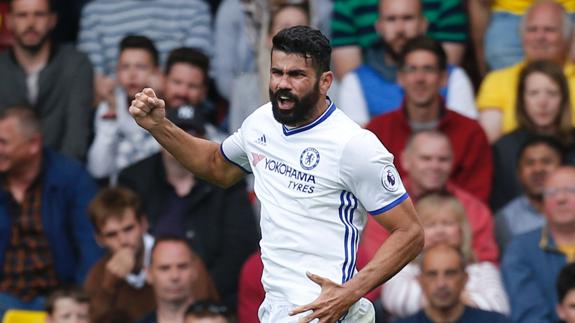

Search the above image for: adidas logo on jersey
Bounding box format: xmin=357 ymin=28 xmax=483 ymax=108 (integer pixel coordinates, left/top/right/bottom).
xmin=256 ymin=134 xmax=267 ymax=145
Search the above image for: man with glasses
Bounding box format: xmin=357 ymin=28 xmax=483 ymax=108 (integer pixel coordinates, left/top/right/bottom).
xmin=502 ymin=166 xmax=575 ymax=323
xmin=366 ymin=36 xmax=492 ymax=203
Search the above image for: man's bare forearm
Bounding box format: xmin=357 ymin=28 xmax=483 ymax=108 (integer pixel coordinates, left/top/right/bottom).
xmin=148 ymin=119 xmax=243 ymax=188
xmin=342 ymin=222 xmax=424 ymax=300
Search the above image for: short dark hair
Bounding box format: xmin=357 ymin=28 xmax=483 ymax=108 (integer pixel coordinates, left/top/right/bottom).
xmin=272 ymin=25 xmax=331 ymax=74
xmin=557 ymin=262 xmax=575 ymax=303
xmin=185 ymin=300 xmax=229 ymax=320
xmin=0 ymin=105 xmax=42 ymax=138
xmin=398 ymin=35 xmax=447 ymax=72
xmin=516 ymin=135 xmax=566 ymax=168
xmin=45 ymin=286 xmax=89 ymax=314
xmin=9 ymin=0 xmax=54 ymax=12
xmin=88 ymin=187 xmax=144 ymax=233
xmin=119 ymin=35 xmax=159 ymax=67
xmin=165 ymin=47 xmax=210 ymax=85
xmin=150 ymin=235 xmax=195 ymax=265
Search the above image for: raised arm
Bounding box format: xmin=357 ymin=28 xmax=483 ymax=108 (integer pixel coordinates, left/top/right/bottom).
xmin=129 ymin=88 xmax=245 ymax=188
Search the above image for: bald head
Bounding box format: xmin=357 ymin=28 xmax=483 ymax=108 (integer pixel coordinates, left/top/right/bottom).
xmin=418 ymin=243 xmax=467 ymax=312
xmin=402 ymin=130 xmax=453 ymax=195
xmin=522 ymin=1 xmax=571 ymax=63
xmin=543 ymin=167 xmax=575 ymax=230
xmin=376 ymin=0 xmax=427 ymax=57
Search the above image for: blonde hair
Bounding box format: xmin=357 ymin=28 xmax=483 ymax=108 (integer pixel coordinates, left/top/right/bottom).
xmin=415 ymin=192 xmax=475 ymax=263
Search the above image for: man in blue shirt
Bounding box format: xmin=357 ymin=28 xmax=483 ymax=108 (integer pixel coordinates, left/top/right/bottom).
xmin=502 ymin=166 xmax=575 ymax=323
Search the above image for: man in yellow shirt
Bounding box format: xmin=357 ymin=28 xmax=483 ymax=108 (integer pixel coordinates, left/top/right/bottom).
xmin=476 ymin=1 xmax=575 ymax=143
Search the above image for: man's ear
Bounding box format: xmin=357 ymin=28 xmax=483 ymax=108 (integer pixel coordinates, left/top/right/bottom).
xmin=140 ymin=215 xmax=149 ymax=233
xmin=418 ymin=16 xmax=429 ymax=34
xmin=319 ymin=71 xmax=333 ymax=95
xmin=48 ymin=12 xmax=58 ymax=31
xmin=146 ymin=267 xmax=153 ymax=285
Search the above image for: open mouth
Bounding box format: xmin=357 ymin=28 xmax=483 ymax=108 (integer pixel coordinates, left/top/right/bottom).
xmin=278 ymin=95 xmax=295 ymax=110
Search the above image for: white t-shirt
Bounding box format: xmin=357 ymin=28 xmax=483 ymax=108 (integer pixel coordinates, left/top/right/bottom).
xmin=221 ymin=100 xmax=408 ymax=304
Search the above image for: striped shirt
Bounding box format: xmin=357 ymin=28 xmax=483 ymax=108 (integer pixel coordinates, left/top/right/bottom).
xmin=0 ymin=178 xmax=59 ymax=301
xmin=331 ymin=0 xmax=468 ymax=48
xmin=78 ymin=0 xmax=213 ymax=76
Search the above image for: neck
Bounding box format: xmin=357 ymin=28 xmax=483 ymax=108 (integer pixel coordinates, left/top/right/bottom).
xmin=535 ymin=125 xmax=556 ymax=135
xmin=163 ymin=154 xmax=195 ymax=197
xmin=405 ymin=180 xmax=439 ymax=201
xmin=13 ymin=42 xmax=51 ymax=74
xmin=384 ymin=52 xmax=397 ymax=66
xmin=293 ymin=97 xmax=329 ymax=128
xmin=7 ymin=155 xmax=42 ymax=202
xmin=526 ymin=194 xmax=544 ymax=213
xmin=406 ymin=97 xmax=442 ymax=124
xmin=156 ymin=296 xmax=193 ymax=323
xmin=551 ymin=224 xmax=575 ymax=245
xmin=424 ymin=302 xmax=466 ymax=323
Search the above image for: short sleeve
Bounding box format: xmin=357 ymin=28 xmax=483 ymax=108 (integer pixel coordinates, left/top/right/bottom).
xmin=339 ymin=131 xmax=408 ymax=215
xmin=476 ymin=70 xmax=506 ymax=111
xmin=220 ymin=129 xmax=252 ymax=173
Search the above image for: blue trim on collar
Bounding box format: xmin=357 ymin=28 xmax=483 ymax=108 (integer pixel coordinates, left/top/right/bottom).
xmin=282 ymin=100 xmax=336 ymax=136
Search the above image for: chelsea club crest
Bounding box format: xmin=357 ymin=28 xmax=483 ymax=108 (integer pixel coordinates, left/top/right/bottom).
xmin=300 ymin=147 xmax=320 ymax=170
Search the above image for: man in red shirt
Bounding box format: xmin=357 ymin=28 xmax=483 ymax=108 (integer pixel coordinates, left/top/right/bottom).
xmin=366 ymin=36 xmax=492 ymax=203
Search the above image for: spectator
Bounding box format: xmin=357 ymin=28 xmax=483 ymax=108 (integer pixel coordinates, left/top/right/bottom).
xmin=236 ymin=250 xmax=264 ymax=323
xmin=366 ymin=36 xmax=492 ymax=203
xmin=85 ymin=187 xmax=218 ymax=322
xmin=383 ymin=193 xmax=509 ymax=319
xmin=469 ymin=0 xmax=575 ymax=73
xmin=87 ymin=35 xmax=162 ymax=182
xmin=491 ymin=60 xmax=575 ymax=209
xmin=228 ymin=1 xmax=311 ymax=132
xmin=45 ymin=286 xmax=90 ymax=323
xmin=502 ymin=166 xmax=575 ymax=322
xmin=0 ymin=106 xmax=102 ymax=318
xmin=339 ymin=0 xmax=476 ymax=125
xmin=213 ymin=0 xmax=331 ymax=101
xmin=0 ymin=0 xmax=93 ymax=160
xmin=78 ymin=0 xmax=212 ymax=105
xmin=477 ymin=1 xmax=575 ymax=143
xmin=400 ymin=130 xmax=498 ymax=262
xmin=393 ymin=243 xmax=510 ymax=323
xmin=495 ymin=136 xmax=564 ymax=251
xmin=163 ymin=47 xmax=225 ymax=141
xmin=139 ymin=237 xmax=217 ymax=323
xmin=185 ymin=300 xmax=230 ymax=323
xmin=557 ymin=263 xmax=575 ymax=323
xmin=330 ymin=0 xmax=468 ymax=79
xmin=118 ymin=108 xmax=258 ymax=311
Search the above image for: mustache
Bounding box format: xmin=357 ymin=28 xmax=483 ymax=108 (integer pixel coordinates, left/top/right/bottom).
xmin=23 ymin=28 xmax=39 ymax=35
xmin=272 ymin=89 xmax=297 ymax=101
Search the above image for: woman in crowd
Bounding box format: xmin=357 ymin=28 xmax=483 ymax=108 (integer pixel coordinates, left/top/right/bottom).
xmin=491 ymin=60 xmax=575 ymax=210
xmin=381 ymin=193 xmax=509 ymax=319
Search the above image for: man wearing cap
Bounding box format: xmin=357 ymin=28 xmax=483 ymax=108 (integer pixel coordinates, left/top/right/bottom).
xmin=117 ymin=108 xmax=259 ymax=312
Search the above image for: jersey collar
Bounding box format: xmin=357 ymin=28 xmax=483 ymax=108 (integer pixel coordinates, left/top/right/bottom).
xmin=282 ymin=98 xmax=336 ymax=136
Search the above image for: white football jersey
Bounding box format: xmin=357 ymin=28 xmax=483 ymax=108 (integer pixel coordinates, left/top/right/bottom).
xmin=221 ymin=100 xmax=408 ymax=304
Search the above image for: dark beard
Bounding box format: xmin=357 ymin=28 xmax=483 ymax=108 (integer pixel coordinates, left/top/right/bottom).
xmin=380 ymin=39 xmax=401 ymax=62
xmin=16 ymin=32 xmax=50 ymax=55
xmin=269 ymin=82 xmax=321 ymax=126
